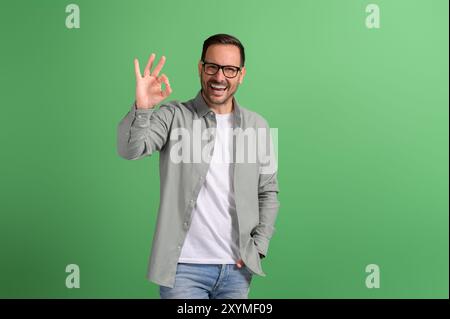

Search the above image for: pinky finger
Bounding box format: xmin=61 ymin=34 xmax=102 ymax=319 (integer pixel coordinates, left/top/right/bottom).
xmin=134 ymin=58 xmax=142 ymax=79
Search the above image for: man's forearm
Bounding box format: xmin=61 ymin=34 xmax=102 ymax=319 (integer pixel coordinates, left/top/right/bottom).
xmin=117 ymin=102 xmax=155 ymax=160
xmin=252 ymin=189 xmax=280 ymax=257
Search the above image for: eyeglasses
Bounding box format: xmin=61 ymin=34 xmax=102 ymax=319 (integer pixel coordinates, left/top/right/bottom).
xmin=201 ymin=61 xmax=242 ymax=78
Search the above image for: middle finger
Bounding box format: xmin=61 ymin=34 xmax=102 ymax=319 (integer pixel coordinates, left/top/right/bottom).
xmin=151 ymin=55 xmax=166 ymax=77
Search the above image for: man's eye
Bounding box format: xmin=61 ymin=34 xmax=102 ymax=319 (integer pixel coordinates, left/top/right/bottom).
xmin=206 ymin=65 xmax=218 ymax=72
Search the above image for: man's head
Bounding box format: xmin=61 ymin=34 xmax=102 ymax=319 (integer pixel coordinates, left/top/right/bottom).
xmin=198 ymin=34 xmax=246 ymax=107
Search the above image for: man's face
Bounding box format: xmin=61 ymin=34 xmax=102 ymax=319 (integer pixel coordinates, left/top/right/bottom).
xmin=198 ymin=44 xmax=246 ymax=107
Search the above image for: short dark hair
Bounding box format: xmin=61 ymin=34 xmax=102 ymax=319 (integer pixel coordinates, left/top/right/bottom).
xmin=201 ymin=34 xmax=245 ymax=67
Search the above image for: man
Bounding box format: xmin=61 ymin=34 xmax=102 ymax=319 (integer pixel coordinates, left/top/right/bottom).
xmin=117 ymin=34 xmax=280 ymax=299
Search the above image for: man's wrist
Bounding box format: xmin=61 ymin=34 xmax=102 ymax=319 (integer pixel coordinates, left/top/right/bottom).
xmin=135 ymin=100 xmax=156 ymax=109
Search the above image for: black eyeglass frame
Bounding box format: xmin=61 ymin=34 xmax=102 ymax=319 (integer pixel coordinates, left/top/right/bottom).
xmin=201 ymin=60 xmax=243 ymax=78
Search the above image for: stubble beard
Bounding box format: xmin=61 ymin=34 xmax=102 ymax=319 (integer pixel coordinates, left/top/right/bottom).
xmin=200 ymin=77 xmax=238 ymax=107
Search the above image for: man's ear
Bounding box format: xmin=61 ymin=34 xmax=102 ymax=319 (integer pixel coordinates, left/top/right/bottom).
xmin=198 ymin=60 xmax=203 ymax=77
xmin=238 ymin=66 xmax=246 ymax=84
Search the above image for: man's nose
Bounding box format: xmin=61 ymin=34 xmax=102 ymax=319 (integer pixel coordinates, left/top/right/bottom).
xmin=212 ymin=68 xmax=226 ymax=82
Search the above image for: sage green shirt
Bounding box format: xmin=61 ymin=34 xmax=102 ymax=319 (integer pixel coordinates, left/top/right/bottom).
xmin=117 ymin=90 xmax=280 ymax=288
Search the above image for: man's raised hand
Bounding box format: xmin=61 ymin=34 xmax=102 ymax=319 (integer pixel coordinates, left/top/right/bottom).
xmin=134 ymin=53 xmax=172 ymax=109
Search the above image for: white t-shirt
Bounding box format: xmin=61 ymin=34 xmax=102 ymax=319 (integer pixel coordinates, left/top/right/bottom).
xmin=178 ymin=111 xmax=240 ymax=264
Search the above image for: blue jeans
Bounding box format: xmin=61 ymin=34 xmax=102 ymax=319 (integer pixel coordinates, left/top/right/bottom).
xmin=159 ymin=263 xmax=253 ymax=299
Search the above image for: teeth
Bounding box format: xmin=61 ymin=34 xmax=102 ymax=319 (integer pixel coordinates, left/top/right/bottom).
xmin=210 ymin=84 xmax=226 ymax=89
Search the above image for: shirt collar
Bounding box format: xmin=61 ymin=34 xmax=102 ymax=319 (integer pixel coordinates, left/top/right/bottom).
xmin=193 ymin=89 xmax=242 ymax=127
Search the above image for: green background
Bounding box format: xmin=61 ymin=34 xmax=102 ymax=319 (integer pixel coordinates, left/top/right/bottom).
xmin=0 ymin=0 xmax=448 ymax=298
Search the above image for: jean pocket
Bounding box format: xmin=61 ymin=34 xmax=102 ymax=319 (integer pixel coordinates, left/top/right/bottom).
xmin=242 ymin=265 xmax=254 ymax=279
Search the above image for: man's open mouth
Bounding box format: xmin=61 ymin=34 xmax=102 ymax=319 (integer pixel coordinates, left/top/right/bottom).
xmin=209 ymin=83 xmax=227 ymax=92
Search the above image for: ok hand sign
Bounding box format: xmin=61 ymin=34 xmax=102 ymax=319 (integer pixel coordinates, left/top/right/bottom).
xmin=134 ymin=53 xmax=172 ymax=109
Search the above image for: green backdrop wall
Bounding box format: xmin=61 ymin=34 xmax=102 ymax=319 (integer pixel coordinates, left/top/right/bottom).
xmin=0 ymin=0 xmax=448 ymax=298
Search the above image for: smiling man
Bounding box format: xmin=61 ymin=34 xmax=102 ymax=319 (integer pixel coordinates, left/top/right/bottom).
xmin=117 ymin=34 xmax=280 ymax=299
